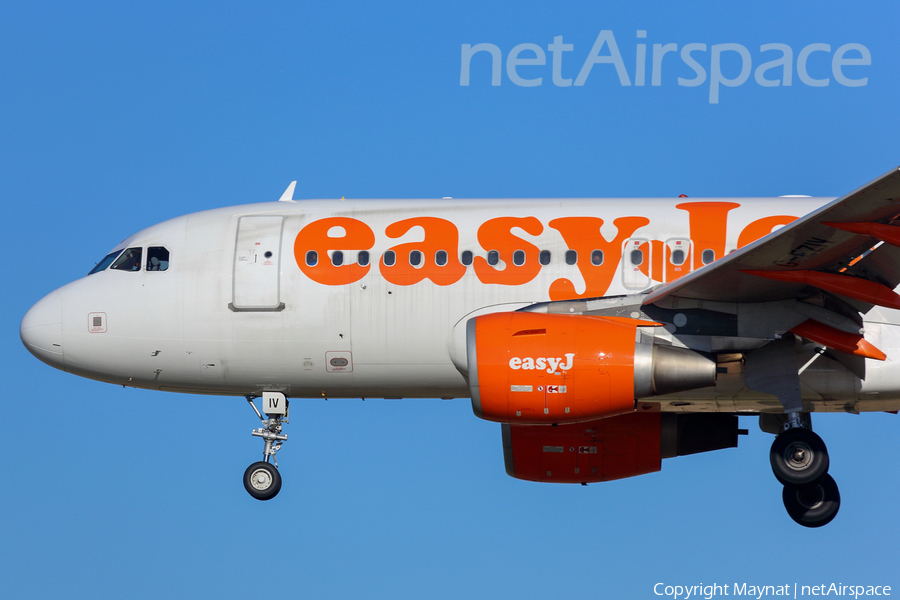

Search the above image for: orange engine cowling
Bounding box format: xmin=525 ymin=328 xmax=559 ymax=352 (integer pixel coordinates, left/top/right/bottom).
xmin=466 ymin=312 xmax=715 ymax=425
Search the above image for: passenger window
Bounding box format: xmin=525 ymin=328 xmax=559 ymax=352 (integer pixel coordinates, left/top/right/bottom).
xmin=306 ymin=251 xmax=318 ymax=267
xmin=565 ymin=250 xmax=577 ymax=265
xmin=539 ymin=250 xmax=551 ymax=266
xmin=671 ymin=249 xmax=685 ymax=266
xmin=111 ymin=247 xmax=143 ymax=271
xmin=487 ymin=250 xmax=500 ymax=266
xmin=409 ymin=250 xmax=422 ymax=267
xmin=358 ymin=250 xmax=369 ymax=266
xmin=435 ymin=250 xmax=448 ymax=266
xmin=702 ymin=249 xmax=715 ymax=265
xmin=383 ymin=250 xmax=396 ymax=267
xmin=146 ymin=247 xmax=169 ymax=271
xmin=332 ymin=251 xmax=344 ymax=266
xmin=591 ymin=250 xmax=603 ymax=266
xmin=631 ymin=249 xmax=644 ymax=266
xmin=461 ymin=250 xmax=473 ymax=266
xmin=513 ymin=250 xmax=526 ymax=266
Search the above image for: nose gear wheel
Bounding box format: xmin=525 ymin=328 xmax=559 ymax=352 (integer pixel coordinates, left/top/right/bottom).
xmin=243 ymin=461 xmax=282 ymax=501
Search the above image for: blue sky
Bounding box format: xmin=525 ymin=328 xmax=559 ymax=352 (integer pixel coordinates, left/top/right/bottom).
xmin=2 ymin=2 xmax=900 ymax=598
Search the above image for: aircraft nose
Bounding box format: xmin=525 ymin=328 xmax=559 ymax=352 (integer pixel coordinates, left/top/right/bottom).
xmin=21 ymin=291 xmax=64 ymax=369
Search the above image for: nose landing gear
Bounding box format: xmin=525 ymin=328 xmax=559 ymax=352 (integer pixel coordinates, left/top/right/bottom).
xmin=770 ymin=413 xmax=840 ymax=527
xmin=243 ymin=393 xmax=289 ymax=501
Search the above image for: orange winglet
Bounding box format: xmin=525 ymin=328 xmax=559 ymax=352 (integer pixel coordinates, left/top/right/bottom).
xmin=824 ymin=222 xmax=900 ymax=248
xmin=790 ymin=319 xmax=886 ymax=361
xmin=741 ymin=270 xmax=900 ymax=310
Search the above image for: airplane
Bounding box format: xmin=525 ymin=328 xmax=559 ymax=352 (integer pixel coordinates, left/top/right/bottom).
xmin=20 ymin=167 xmax=900 ymax=528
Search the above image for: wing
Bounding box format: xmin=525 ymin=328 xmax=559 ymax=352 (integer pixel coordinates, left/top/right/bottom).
xmin=643 ymin=166 xmax=900 ymax=308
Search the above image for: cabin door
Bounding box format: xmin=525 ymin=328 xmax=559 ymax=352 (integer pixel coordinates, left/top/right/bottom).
xmin=232 ymin=216 xmax=285 ymax=310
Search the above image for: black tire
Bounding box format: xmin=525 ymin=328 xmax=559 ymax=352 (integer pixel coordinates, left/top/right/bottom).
xmin=782 ymin=473 xmax=840 ymax=528
xmin=243 ymin=461 xmax=282 ymax=501
xmin=770 ymin=428 xmax=829 ymax=486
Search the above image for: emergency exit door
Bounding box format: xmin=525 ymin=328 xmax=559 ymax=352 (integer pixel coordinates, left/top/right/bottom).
xmin=622 ymin=238 xmax=651 ymax=290
xmin=231 ymin=216 xmax=285 ymax=311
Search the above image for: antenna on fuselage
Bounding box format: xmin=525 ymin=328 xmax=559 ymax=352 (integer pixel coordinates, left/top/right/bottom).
xmin=278 ymin=181 xmax=297 ymax=202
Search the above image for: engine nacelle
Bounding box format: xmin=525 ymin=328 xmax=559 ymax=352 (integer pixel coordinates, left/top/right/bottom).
xmin=467 ymin=312 xmax=715 ymax=424
xmin=502 ymin=412 xmax=740 ymax=484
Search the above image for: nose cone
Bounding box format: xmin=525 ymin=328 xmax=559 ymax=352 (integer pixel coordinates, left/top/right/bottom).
xmin=21 ymin=291 xmax=64 ymax=370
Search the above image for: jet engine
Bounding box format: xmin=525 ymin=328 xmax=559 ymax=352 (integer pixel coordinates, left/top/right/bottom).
xmin=466 ymin=312 xmax=715 ymax=424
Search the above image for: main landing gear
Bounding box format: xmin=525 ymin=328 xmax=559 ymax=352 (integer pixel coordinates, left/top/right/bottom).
xmin=243 ymin=393 xmax=289 ymax=501
xmin=747 ymin=341 xmax=840 ymax=527
xmin=769 ymin=413 xmax=840 ymax=528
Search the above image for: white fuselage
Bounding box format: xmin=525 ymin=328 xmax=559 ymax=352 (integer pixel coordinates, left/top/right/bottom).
xmin=21 ymin=196 xmax=900 ymax=411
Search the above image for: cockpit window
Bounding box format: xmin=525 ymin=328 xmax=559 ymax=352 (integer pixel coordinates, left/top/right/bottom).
xmin=88 ymin=250 xmax=123 ymax=275
xmin=146 ymin=247 xmax=170 ymax=271
xmin=110 ymin=247 xmax=143 ymax=271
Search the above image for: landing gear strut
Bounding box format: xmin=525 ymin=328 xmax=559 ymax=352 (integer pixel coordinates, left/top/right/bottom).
xmin=243 ymin=393 xmax=289 ymax=501
xmin=770 ymin=413 xmax=840 ymax=527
